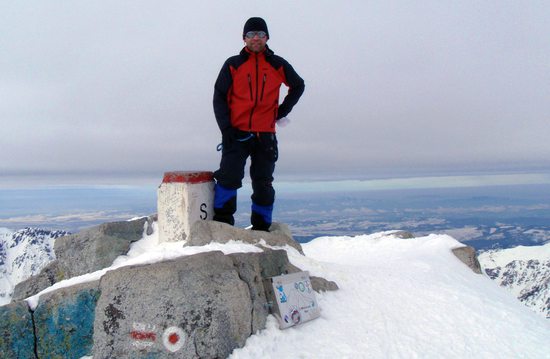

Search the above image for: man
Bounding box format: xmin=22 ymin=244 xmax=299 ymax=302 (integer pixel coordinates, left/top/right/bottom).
xmin=212 ymin=17 xmax=305 ymax=231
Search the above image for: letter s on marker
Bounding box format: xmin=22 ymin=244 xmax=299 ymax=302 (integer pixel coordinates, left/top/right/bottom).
xmin=200 ymin=203 xmax=208 ymax=220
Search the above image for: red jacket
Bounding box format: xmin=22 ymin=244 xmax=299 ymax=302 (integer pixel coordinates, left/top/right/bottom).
xmin=214 ymin=46 xmax=305 ymax=133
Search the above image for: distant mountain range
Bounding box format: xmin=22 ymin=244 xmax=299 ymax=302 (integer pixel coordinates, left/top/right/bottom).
xmin=0 ymin=227 xmax=69 ymax=306
xmin=478 ymin=242 xmax=550 ymax=319
xmin=0 ymin=225 xmax=548 ymax=319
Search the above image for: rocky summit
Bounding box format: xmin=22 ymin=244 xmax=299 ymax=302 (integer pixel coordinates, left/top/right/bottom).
xmin=0 ymin=218 xmax=338 ymax=358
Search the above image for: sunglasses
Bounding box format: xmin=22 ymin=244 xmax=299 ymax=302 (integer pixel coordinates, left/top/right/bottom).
xmin=245 ymin=31 xmax=267 ymax=39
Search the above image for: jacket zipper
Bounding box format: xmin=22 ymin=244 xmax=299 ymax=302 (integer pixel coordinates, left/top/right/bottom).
xmin=260 ymin=74 xmax=266 ymax=102
xmin=248 ymin=74 xmax=253 ymax=101
xmin=248 ymin=54 xmax=259 ymax=130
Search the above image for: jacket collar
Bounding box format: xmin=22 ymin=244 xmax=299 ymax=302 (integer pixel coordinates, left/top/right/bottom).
xmin=240 ymin=45 xmax=274 ymax=58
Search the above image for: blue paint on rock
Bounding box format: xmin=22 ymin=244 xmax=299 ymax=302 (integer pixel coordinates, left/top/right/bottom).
xmin=0 ymin=301 xmax=36 ymax=359
xmin=34 ymin=286 xmax=100 ymax=358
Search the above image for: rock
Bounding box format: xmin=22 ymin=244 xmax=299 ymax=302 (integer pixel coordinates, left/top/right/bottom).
xmin=188 ymin=220 xmax=304 ymax=254
xmin=241 ymin=248 xmax=339 ymax=293
xmin=0 ymin=301 xmax=35 ymax=359
xmin=253 ymin=252 xmax=338 ymax=293
xmin=33 ymin=281 xmax=100 ymax=358
xmin=146 ymin=214 xmax=157 ymax=235
xmin=12 ymin=260 xmax=63 ymax=302
xmin=13 ymin=216 xmax=156 ymax=302
xmin=55 ymin=217 xmax=150 ymax=279
xmin=390 ymin=231 xmax=415 ymax=239
xmin=3 ymin=217 xmax=339 ymax=357
xmin=452 ymin=246 xmax=482 ymax=274
xmin=228 ymin=249 xmax=300 ymax=333
xmin=93 ymin=251 xmax=252 ymax=358
xmin=3 ymin=244 xmax=338 ymax=357
xmin=310 ymin=276 xmax=339 ymax=292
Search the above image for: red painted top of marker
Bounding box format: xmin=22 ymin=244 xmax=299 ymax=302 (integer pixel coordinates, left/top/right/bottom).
xmin=162 ymin=171 xmax=214 ymax=184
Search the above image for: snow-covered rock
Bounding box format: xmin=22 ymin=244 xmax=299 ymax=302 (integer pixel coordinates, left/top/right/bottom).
xmin=11 ymin=217 xmax=155 ymax=302
xmin=2 ymin=224 xmax=549 ymax=358
xmin=0 ymin=227 xmax=69 ymax=306
xmin=478 ymin=241 xmax=550 ymax=319
xmin=54 ymin=217 xmax=153 ymax=278
xmin=189 ymin=220 xmax=303 ymax=254
xmin=2 ymin=221 xmax=327 ymax=358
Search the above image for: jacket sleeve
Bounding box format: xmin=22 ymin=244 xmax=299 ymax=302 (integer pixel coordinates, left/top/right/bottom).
xmin=277 ymin=60 xmax=305 ymax=119
xmin=213 ymin=60 xmax=233 ymax=132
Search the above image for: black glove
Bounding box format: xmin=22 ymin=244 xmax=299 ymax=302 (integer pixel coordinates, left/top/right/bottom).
xmin=222 ymin=127 xmax=237 ymax=146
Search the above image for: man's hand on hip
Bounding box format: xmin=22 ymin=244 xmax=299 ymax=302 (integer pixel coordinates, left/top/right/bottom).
xmin=276 ymin=117 xmax=291 ymax=128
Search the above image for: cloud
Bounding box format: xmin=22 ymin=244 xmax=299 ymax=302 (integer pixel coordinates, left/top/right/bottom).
xmin=1 ymin=1 xmax=550 ymax=184
xmin=0 ymin=211 xmax=139 ymax=226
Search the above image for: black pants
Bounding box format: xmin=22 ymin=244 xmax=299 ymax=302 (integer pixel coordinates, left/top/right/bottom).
xmin=213 ymin=131 xmax=278 ymax=230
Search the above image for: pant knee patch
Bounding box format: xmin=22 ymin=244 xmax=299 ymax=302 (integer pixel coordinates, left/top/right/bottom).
xmin=251 ymin=202 xmax=273 ymax=225
xmin=214 ymin=183 xmax=237 ymax=209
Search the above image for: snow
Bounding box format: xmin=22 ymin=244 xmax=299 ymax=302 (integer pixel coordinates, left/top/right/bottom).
xmin=479 ymin=241 xmax=550 ymax=266
xmin=0 ymin=227 xmax=66 ymax=306
xmin=6 ymin=231 xmax=56 ymax=285
xmin=478 ymin=242 xmax=550 ymax=318
xmin=232 ymin=232 xmax=550 ymax=358
xmin=22 ymin=227 xmax=550 ymax=358
xmin=0 ymin=227 xmax=11 ymax=237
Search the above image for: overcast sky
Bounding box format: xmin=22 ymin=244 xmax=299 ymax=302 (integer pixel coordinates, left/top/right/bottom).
xmin=1 ymin=1 xmax=549 ymax=186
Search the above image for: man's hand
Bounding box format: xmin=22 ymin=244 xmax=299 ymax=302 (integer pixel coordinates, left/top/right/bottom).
xmin=222 ymin=127 xmax=237 ymax=146
xmin=277 ymin=117 xmax=290 ymax=128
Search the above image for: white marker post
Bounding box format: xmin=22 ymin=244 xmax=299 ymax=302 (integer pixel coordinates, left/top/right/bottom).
xmin=157 ymin=171 xmax=214 ymax=243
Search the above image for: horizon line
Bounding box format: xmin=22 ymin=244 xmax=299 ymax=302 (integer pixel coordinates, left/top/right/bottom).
xmin=1 ymin=171 xmax=550 ymax=191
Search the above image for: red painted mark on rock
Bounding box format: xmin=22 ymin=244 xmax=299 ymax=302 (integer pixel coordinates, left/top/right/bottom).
xmin=130 ymin=330 xmax=157 ymax=342
xmin=168 ymin=332 xmax=180 ymax=344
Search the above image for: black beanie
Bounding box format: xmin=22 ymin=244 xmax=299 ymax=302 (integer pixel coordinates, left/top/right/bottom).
xmin=243 ymin=17 xmax=269 ymax=39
